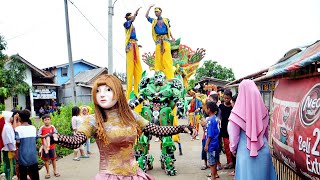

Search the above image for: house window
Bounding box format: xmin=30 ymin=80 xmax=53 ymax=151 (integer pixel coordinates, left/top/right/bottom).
xmin=13 ymin=95 xmax=19 ymax=109
xmin=61 ymin=67 xmax=68 ymax=77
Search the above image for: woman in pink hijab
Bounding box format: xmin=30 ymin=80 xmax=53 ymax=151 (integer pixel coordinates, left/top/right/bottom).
xmin=228 ymin=80 xmax=277 ymax=180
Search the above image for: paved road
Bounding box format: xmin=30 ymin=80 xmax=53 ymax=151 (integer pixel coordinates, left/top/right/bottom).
xmin=39 ymin=118 xmax=233 ymax=180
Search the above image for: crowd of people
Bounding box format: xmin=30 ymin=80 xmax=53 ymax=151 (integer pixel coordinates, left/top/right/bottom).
xmin=188 ymin=80 xmax=277 ymax=180
xmin=38 ymin=106 xmax=60 ymax=119
xmin=0 ymin=104 xmax=93 ymax=180
xmin=0 ymin=78 xmax=278 ymax=180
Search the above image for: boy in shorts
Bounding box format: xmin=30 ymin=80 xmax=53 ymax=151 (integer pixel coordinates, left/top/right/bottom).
xmin=38 ymin=114 xmax=60 ymax=179
xmin=204 ymin=101 xmax=220 ymax=180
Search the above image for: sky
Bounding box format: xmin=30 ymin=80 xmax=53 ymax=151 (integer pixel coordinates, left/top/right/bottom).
xmin=0 ymin=0 xmax=319 ymax=79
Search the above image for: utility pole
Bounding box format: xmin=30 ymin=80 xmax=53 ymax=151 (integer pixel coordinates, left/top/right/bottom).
xmin=64 ymin=0 xmax=77 ymax=104
xmin=108 ymin=0 xmax=118 ymax=75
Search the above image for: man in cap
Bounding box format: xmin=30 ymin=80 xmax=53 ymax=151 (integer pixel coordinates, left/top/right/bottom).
xmin=145 ymin=4 xmax=175 ymax=80
xmin=124 ymin=8 xmax=143 ymax=112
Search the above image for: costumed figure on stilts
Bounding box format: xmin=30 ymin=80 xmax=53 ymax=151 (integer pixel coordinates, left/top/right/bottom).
xmin=124 ymin=7 xmax=143 ymax=112
xmin=145 ymin=5 xmax=175 ymax=80
xmin=45 ymin=75 xmax=196 ymax=180
xmin=129 ymin=71 xmax=185 ymax=176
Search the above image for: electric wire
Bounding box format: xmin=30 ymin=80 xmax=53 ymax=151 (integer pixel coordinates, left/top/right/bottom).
xmin=67 ymin=0 xmax=125 ymax=59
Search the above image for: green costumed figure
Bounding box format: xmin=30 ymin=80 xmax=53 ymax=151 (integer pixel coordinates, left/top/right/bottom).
xmin=129 ymin=71 xmax=185 ymax=176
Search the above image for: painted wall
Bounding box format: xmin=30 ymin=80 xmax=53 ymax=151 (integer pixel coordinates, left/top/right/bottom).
xmin=57 ymin=63 xmax=94 ymax=85
xmin=4 ymin=98 xmax=13 ymax=111
xmin=61 ymin=86 xmax=92 ymax=105
xmin=4 ymin=67 xmax=35 ymax=116
xmin=18 ymin=95 xmax=26 ymax=109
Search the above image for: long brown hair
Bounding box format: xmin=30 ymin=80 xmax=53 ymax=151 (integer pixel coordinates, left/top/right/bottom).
xmin=92 ymin=74 xmax=141 ymax=144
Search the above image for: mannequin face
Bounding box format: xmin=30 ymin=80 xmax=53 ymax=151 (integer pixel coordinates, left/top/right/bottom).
xmin=96 ymin=85 xmax=117 ymax=109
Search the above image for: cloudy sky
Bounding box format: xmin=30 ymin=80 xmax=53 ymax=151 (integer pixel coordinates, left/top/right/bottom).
xmin=1 ymin=0 xmax=319 ymax=79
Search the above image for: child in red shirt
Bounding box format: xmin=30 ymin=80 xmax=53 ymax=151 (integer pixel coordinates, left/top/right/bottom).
xmin=38 ymin=114 xmax=60 ymax=179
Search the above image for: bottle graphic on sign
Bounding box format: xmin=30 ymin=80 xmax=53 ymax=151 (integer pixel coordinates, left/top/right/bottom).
xmin=280 ymin=107 xmax=290 ymax=145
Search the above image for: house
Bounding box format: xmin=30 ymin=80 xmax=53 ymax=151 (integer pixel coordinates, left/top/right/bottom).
xmin=61 ymin=67 xmax=108 ymax=104
xmin=4 ymin=54 xmax=58 ymax=117
xmin=43 ymin=59 xmax=106 ymax=105
xmin=43 ymin=59 xmax=100 ymax=85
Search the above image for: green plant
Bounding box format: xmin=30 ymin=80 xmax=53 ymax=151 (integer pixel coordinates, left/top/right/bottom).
xmin=50 ymin=104 xmax=74 ymax=157
xmin=32 ymin=104 xmax=75 ymax=169
xmin=0 ymin=162 xmax=3 ymax=174
xmin=0 ymin=103 xmax=5 ymax=111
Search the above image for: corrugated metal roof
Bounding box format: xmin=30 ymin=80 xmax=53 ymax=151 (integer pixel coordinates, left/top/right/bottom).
xmin=43 ymin=59 xmax=101 ymax=69
xmin=64 ymin=67 xmax=107 ymax=85
xmin=32 ymin=83 xmax=60 ymax=87
xmin=266 ymin=40 xmax=320 ymax=77
xmin=226 ymin=40 xmax=320 ymax=87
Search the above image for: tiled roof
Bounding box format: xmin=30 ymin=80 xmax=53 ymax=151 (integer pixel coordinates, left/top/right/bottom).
xmin=14 ymin=54 xmax=54 ymax=78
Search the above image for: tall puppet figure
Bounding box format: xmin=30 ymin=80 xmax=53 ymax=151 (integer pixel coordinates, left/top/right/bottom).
xmin=124 ymin=8 xmax=143 ymax=103
xmin=49 ymin=75 xmax=196 ymax=179
xmin=146 ymin=5 xmax=175 ymax=80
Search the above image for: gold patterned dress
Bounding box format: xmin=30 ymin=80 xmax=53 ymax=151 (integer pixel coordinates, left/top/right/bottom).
xmin=55 ymin=109 xmax=189 ymax=180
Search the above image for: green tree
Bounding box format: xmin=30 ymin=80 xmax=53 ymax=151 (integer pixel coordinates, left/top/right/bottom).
xmin=195 ymin=60 xmax=235 ymax=81
xmin=188 ymin=79 xmax=196 ymax=90
xmin=0 ymin=34 xmax=30 ymax=110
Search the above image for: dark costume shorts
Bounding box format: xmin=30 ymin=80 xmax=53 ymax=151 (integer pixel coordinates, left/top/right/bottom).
xmin=41 ymin=149 xmax=57 ymax=161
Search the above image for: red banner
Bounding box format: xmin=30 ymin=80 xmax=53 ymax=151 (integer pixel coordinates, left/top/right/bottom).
xmin=271 ymin=76 xmax=320 ymax=179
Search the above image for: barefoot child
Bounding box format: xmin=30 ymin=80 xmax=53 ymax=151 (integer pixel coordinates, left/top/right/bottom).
xmin=38 ymin=114 xmax=60 ymax=179
xmin=204 ymin=101 xmax=220 ymax=180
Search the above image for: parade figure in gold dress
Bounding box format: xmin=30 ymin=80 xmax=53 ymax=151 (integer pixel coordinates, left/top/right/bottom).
xmin=48 ymin=75 xmax=196 ymax=180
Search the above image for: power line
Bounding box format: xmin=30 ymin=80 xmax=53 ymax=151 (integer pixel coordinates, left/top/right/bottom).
xmin=7 ymin=33 xmax=28 ymax=41
xmin=67 ymin=0 xmax=125 ymax=59
xmin=7 ymin=20 xmax=48 ymax=41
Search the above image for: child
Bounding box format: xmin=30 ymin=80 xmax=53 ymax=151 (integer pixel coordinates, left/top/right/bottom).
xmin=200 ymin=116 xmax=209 ymax=170
xmin=219 ymin=89 xmax=233 ymax=169
xmin=80 ymin=106 xmax=92 ymax=155
xmin=15 ymin=109 xmax=40 ymax=180
xmin=38 ymin=114 xmax=60 ymax=179
xmin=71 ymin=106 xmax=88 ymax=161
xmin=208 ymin=94 xmax=222 ymax=170
xmin=200 ymin=95 xmax=212 ymax=170
xmin=204 ymin=101 xmax=220 ymax=180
